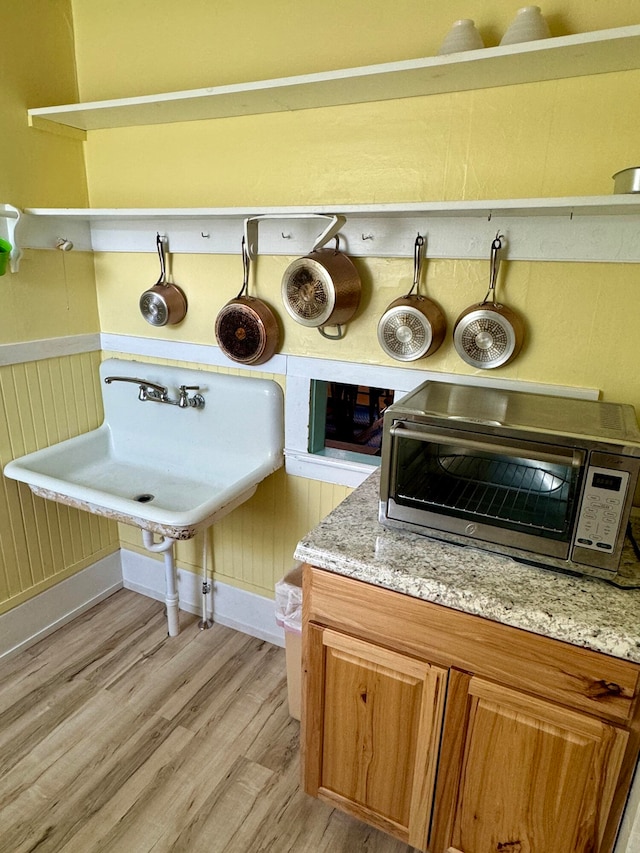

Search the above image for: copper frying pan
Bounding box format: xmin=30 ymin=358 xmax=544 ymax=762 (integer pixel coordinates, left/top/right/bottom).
xmin=453 ymin=233 xmax=524 ymax=369
xmin=215 ymin=236 xmax=280 ymax=365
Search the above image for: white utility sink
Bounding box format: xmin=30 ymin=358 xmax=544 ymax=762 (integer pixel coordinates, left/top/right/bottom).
xmin=4 ymin=358 xmax=284 ymax=540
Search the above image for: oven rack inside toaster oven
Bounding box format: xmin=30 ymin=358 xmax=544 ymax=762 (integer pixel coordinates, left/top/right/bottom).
xmin=397 ymin=451 xmax=577 ymax=536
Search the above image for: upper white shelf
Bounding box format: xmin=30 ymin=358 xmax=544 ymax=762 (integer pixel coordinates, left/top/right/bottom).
xmin=27 ymin=25 xmax=640 ymax=136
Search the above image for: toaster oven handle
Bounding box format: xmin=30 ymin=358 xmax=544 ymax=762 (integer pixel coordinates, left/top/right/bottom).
xmin=389 ymin=423 xmax=585 ymax=469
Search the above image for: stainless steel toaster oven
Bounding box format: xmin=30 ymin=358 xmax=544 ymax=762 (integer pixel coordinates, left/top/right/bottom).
xmin=379 ymin=381 xmax=640 ymax=584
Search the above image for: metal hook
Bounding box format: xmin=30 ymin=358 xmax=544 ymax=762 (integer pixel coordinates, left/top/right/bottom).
xmin=311 ymin=214 xmax=346 ymax=251
xmin=243 ymin=218 xmax=259 ymax=261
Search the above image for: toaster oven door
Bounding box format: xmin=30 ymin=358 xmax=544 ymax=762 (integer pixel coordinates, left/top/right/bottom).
xmin=385 ymin=422 xmax=586 ymax=559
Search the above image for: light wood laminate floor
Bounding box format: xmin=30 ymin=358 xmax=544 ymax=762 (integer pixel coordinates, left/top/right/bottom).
xmin=0 ymin=589 xmax=416 ymax=852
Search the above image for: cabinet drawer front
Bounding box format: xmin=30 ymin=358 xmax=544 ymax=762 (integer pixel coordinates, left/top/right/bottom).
xmin=305 ymin=566 xmax=640 ymax=723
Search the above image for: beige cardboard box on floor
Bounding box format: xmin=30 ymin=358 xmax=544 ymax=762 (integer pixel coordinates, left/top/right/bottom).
xmin=275 ymin=563 xmax=303 ymax=720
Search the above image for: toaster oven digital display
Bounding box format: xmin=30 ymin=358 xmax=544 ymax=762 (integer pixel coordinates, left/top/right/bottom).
xmin=591 ymin=472 xmax=623 ymax=492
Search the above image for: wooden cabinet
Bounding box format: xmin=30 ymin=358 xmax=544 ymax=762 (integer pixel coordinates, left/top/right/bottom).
xmin=302 ymin=566 xmax=640 ymax=853
xmin=433 ymin=672 xmax=628 ymax=853
xmin=305 ymin=624 xmax=447 ymax=847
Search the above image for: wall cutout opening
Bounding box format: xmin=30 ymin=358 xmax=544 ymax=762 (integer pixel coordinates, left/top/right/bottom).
xmin=309 ymin=381 xmax=394 ymax=463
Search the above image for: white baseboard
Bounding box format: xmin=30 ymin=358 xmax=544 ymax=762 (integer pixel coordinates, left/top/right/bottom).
xmin=0 ymin=552 xmax=123 ymax=661
xmin=120 ymin=548 xmax=285 ymax=647
xmin=0 ymin=548 xmax=283 ymax=665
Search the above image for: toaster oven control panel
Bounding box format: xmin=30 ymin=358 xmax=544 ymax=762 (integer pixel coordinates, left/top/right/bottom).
xmin=574 ymin=466 xmax=629 ymax=553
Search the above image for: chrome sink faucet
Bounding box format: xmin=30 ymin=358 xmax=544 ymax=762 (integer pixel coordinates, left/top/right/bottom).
xmin=104 ymin=376 xmax=205 ymax=409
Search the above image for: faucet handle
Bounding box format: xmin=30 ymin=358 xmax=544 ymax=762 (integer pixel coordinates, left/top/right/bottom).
xmin=178 ymin=385 xmax=203 ymax=408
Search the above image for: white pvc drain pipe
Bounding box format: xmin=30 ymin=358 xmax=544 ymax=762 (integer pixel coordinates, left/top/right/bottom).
xmin=141 ymin=530 xmax=180 ymax=636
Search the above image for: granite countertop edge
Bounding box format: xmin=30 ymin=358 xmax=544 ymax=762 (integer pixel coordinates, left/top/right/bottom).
xmin=294 ymin=471 xmax=640 ymax=665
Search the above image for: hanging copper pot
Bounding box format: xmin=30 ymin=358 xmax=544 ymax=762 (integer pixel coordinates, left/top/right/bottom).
xmin=139 ymin=233 xmax=187 ymax=326
xmin=281 ymin=237 xmax=361 ymax=339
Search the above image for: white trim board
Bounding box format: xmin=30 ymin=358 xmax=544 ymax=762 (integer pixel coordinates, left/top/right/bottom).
xmin=100 ymin=333 xmax=288 ymax=375
xmin=0 ymin=553 xmax=122 ymax=661
xmin=0 ymin=333 xmax=101 ymax=367
xmin=120 ymin=548 xmax=284 ymax=648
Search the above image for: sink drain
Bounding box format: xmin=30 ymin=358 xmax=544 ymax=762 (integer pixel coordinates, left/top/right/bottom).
xmin=133 ymin=493 xmax=154 ymax=503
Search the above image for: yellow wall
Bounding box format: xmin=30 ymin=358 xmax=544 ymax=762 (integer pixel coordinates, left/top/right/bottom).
xmin=0 ymin=0 xmax=97 ymax=335
xmin=69 ymin=0 xmax=640 ymax=599
xmin=70 ymin=0 xmax=639 ymax=101
xmin=3 ymin=1 xmax=640 ymax=610
xmin=77 ymin=0 xmax=640 ymax=410
xmin=0 ymin=2 xmax=117 ymax=616
xmin=1 ymin=0 xmax=87 ymax=207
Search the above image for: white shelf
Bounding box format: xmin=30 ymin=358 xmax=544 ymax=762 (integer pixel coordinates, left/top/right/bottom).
xmin=27 ymin=26 xmax=640 ymax=136
xmin=16 ymin=196 xmax=640 ymax=263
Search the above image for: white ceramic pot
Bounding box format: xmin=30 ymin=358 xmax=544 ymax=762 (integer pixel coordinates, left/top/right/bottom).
xmin=500 ymin=6 xmax=550 ymax=45
xmin=437 ymin=19 xmax=484 ymax=55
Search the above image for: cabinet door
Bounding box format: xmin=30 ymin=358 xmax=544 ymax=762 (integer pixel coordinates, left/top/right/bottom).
xmin=432 ymin=672 xmax=629 ymax=853
xmin=303 ymin=624 xmax=448 ymax=851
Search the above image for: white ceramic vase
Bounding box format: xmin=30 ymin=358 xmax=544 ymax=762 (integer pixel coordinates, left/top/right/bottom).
xmin=437 ymin=19 xmax=485 ymax=55
xmin=500 ymin=6 xmax=551 ymax=45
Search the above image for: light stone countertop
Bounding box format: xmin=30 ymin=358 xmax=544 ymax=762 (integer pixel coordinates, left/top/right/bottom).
xmin=294 ymin=469 xmax=640 ymax=664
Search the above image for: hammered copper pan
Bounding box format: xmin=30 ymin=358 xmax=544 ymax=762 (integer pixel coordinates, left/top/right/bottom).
xmin=139 ymin=233 xmax=187 ymax=327
xmin=215 ymin=237 xmax=279 ymax=365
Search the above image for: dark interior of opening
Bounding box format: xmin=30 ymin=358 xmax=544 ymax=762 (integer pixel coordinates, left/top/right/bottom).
xmin=322 ymin=383 xmax=394 ymax=456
